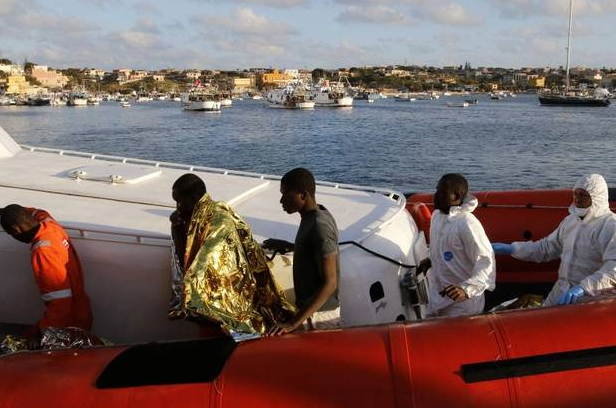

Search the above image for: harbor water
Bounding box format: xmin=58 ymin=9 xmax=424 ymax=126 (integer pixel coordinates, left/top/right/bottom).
xmin=1 ymin=94 xmax=615 ymax=193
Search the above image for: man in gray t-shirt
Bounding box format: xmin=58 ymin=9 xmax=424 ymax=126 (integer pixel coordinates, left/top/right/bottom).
xmin=264 ymin=168 xmax=341 ymax=335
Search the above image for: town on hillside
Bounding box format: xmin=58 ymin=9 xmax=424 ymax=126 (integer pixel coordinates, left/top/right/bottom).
xmin=1 ymin=57 xmax=615 ymax=100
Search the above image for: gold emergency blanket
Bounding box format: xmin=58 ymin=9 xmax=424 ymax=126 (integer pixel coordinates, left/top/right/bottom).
xmin=175 ymin=194 xmax=295 ymax=335
xmin=1 ymin=327 xmax=105 ymax=354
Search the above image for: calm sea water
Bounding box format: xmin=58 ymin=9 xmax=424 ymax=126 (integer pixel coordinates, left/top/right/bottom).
xmin=1 ymin=94 xmax=615 ymax=193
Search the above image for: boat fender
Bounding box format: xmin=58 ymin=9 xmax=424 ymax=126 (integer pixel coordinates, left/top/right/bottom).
xmin=409 ymin=202 xmax=432 ymax=244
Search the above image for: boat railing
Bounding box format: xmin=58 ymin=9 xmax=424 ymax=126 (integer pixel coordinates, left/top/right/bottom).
xmin=64 ymin=225 xmax=171 ymax=246
xmin=0 ymin=222 xmax=171 ymax=247
xmin=19 ymin=145 xmax=405 ymax=206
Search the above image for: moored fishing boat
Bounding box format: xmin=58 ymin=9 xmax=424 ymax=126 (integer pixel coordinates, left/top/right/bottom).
xmin=183 ymin=90 xmax=222 ymax=111
xmin=267 ymin=86 xmax=315 ymax=109
xmin=311 ymin=78 xmax=353 ymax=107
xmin=67 ymin=92 xmax=88 ymax=106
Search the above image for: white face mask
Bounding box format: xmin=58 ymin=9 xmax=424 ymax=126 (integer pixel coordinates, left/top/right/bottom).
xmin=573 ymin=206 xmax=590 ymax=217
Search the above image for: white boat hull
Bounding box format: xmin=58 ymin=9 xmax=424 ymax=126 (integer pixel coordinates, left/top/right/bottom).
xmin=68 ymin=98 xmax=88 ymax=106
xmin=314 ymin=95 xmax=353 ymax=107
xmin=185 ymin=100 xmax=222 ymax=111
xmin=297 ymin=101 xmax=315 ymax=109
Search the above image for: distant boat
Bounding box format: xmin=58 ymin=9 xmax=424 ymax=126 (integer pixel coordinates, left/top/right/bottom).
xmin=267 ymin=86 xmax=315 ymax=109
xmin=219 ymin=97 xmax=233 ymax=108
xmin=67 ymin=92 xmax=88 ymax=106
xmin=50 ymin=97 xmax=66 ymax=106
xmin=184 ymin=90 xmax=222 ymax=111
xmin=136 ymin=95 xmax=151 ymax=102
xmin=394 ymin=94 xmax=415 ymax=102
xmin=25 ymin=95 xmax=51 ymax=106
xmin=0 ymin=96 xmax=16 ymax=106
xmin=120 ymin=101 xmax=131 ymax=108
xmin=538 ymin=0 xmax=610 ymax=107
xmin=539 ymin=92 xmax=610 ymax=106
xmin=465 ymin=99 xmax=478 ymax=105
xmin=446 ymin=102 xmax=469 ymax=108
xmin=312 ymin=78 xmax=353 ymax=108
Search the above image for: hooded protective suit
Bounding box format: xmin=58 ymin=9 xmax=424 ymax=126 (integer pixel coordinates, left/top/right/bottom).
xmin=512 ymin=174 xmax=616 ymax=306
xmin=427 ymin=195 xmax=496 ymax=317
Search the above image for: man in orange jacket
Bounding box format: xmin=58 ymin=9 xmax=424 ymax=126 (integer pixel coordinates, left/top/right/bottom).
xmin=1 ymin=204 xmax=92 ymax=336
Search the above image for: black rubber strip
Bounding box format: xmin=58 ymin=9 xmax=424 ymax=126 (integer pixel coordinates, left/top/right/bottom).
xmin=461 ymin=344 xmax=616 ymax=383
xmin=96 ymin=337 xmax=236 ymax=388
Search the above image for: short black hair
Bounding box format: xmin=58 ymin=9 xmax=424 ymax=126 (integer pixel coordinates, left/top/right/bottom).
xmin=172 ymin=173 xmax=206 ymax=199
xmin=0 ymin=204 xmax=31 ymax=231
xmin=281 ymin=168 xmax=316 ymax=197
xmin=439 ymin=173 xmax=468 ymax=199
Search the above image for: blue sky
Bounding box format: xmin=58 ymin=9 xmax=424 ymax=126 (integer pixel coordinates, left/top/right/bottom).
xmin=1 ymin=0 xmax=615 ymax=70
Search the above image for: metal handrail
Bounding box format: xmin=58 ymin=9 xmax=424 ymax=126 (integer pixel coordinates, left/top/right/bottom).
xmin=20 ymin=144 xmax=404 ymax=204
xmin=1 ymin=223 xmax=171 ymax=247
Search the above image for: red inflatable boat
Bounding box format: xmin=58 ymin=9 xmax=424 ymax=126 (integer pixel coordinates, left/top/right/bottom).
xmin=2 ymin=189 xmax=616 ymax=408
xmin=407 ymin=189 xmax=616 ymax=309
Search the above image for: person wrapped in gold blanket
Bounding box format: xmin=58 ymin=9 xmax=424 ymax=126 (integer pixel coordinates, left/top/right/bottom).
xmin=169 ymin=173 xmax=295 ymax=337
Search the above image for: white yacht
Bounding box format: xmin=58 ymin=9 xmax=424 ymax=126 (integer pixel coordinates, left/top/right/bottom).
xmin=136 ymin=95 xmax=152 ymax=102
xmin=394 ymin=94 xmax=416 ymax=102
xmin=183 ymin=91 xmax=222 ymax=111
xmin=0 ymin=125 xmax=425 ymax=344
xmin=67 ymin=92 xmax=88 ymax=106
xmin=267 ymin=86 xmax=315 ymax=109
xmin=219 ymin=97 xmax=233 ymax=107
xmin=312 ymin=79 xmax=353 ymax=108
xmin=0 ymin=96 xmax=16 ymax=106
xmin=446 ymin=101 xmax=469 ymax=108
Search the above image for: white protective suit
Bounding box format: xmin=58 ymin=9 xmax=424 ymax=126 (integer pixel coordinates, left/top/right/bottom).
xmin=427 ymin=195 xmax=496 ymax=317
xmin=512 ymin=174 xmax=616 ymax=306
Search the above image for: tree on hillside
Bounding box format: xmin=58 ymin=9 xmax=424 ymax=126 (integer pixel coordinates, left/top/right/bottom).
xmin=312 ymin=68 xmax=325 ymax=82
xmin=24 ymin=61 xmax=36 ymax=73
xmin=25 ymin=74 xmax=42 ymax=86
xmin=0 ymin=58 xmax=12 ymax=65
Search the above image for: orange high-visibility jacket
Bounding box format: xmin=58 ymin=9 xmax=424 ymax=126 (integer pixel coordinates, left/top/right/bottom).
xmin=28 ymin=209 xmax=92 ymax=331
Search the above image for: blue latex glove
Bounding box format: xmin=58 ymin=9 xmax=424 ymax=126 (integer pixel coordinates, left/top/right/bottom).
xmin=492 ymin=243 xmax=514 ymax=255
xmin=558 ymin=285 xmax=585 ymax=305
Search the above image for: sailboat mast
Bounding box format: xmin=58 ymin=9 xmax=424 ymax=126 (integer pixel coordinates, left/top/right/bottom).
xmin=565 ymin=0 xmax=573 ymax=91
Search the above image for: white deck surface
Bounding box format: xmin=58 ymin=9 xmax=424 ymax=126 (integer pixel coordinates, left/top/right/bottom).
xmin=0 ymin=148 xmax=404 ymax=243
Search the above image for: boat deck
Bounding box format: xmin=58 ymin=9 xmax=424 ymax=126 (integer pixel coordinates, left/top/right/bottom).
xmin=0 ymin=142 xmax=405 ymax=244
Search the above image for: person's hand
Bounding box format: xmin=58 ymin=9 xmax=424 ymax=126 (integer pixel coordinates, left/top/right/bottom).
xmin=262 ymin=238 xmax=293 ymax=254
xmin=267 ymin=321 xmax=300 ymax=336
xmin=442 ymin=285 xmax=468 ymax=301
xmin=558 ymin=285 xmax=585 ymax=305
xmin=169 ymin=210 xmax=185 ymax=227
xmin=492 ymin=243 xmax=514 ymax=255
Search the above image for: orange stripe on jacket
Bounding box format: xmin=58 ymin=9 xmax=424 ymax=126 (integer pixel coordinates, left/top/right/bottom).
xmin=28 ymin=208 xmax=93 ymax=331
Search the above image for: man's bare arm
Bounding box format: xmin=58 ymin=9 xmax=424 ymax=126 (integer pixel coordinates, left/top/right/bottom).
xmin=268 ymin=254 xmax=337 ymax=335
